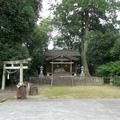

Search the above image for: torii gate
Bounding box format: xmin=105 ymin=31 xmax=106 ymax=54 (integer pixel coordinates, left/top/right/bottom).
xmin=1 ymin=59 xmax=30 ymax=90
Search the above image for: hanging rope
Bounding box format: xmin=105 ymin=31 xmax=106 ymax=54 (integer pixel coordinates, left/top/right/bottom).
xmin=6 ymin=69 xmax=18 ymax=74
xmin=6 ymin=69 xmax=18 ymax=79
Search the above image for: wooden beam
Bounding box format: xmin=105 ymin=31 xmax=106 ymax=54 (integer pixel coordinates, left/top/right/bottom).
xmin=52 ymin=63 xmax=53 ymax=74
xmin=46 ymin=55 xmax=60 ymax=61
xmin=50 ymin=62 xmax=74 ymax=64
xmin=63 ymin=55 xmax=79 ymax=61
xmin=3 ymin=59 xmax=29 ymax=64
xmin=5 ymin=66 xmax=28 ymax=69
xmin=46 ymin=55 xmax=79 ymax=61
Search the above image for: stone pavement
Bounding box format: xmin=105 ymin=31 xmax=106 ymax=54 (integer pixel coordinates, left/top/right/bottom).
xmin=0 ymin=99 xmax=120 ymax=120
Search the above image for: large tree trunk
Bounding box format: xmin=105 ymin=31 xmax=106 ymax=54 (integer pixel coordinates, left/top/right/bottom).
xmin=81 ymin=38 xmax=90 ymax=76
xmin=80 ymin=10 xmax=90 ymax=77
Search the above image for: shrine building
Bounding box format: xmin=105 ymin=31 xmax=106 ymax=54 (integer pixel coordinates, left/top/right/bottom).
xmin=45 ymin=50 xmax=80 ymax=76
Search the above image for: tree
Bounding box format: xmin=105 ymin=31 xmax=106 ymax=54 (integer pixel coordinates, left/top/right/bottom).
xmin=0 ymin=0 xmax=42 ymax=85
xmin=0 ymin=0 xmax=42 ymax=61
xmin=87 ymin=28 xmax=120 ymax=75
xmin=53 ymin=0 xmax=120 ymax=76
xmin=26 ymin=19 xmax=52 ymax=76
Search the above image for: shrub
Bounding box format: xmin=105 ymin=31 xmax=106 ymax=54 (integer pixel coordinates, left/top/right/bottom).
xmin=96 ymin=61 xmax=120 ymax=76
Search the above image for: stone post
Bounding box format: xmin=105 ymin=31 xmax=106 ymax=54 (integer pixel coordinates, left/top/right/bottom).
xmin=39 ymin=66 xmax=44 ymax=78
xmin=80 ymin=66 xmax=85 ymax=79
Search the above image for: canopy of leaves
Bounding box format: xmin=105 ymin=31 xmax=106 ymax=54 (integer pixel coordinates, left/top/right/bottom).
xmin=53 ymin=0 xmax=120 ymax=49
xmin=0 ymin=0 xmax=42 ymax=61
xmin=0 ymin=0 xmax=42 ymax=84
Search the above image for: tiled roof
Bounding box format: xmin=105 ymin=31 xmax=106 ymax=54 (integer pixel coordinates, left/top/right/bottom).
xmin=45 ymin=50 xmax=80 ymax=57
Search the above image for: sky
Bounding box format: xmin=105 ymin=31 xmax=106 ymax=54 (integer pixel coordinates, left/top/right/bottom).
xmin=40 ymin=0 xmax=62 ymax=18
xmin=40 ymin=0 xmax=52 ymax=19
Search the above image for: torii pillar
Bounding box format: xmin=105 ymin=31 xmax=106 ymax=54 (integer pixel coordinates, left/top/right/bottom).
xmin=1 ymin=64 xmax=6 ymax=90
xmin=19 ymin=63 xmax=23 ymax=85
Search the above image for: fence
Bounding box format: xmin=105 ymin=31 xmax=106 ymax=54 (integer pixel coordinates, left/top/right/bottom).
xmin=29 ymin=76 xmax=51 ymax=85
xmin=29 ymin=76 xmax=104 ymax=86
xmin=103 ymin=76 xmax=120 ymax=86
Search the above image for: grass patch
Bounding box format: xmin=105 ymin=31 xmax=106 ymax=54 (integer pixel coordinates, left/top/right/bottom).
xmin=37 ymin=85 xmax=120 ymax=99
xmin=1 ymin=85 xmax=120 ymax=100
xmin=0 ymin=90 xmax=16 ymax=100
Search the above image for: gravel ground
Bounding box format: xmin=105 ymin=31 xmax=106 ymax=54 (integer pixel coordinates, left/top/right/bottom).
xmin=0 ymin=99 xmax=120 ymax=120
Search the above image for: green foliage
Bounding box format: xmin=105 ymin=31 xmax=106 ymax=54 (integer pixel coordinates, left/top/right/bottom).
xmin=0 ymin=42 xmax=29 ymax=61
xmin=96 ymin=61 xmax=120 ymax=76
xmin=26 ymin=19 xmax=51 ymax=54
xmin=26 ymin=19 xmax=52 ymax=76
xmin=110 ymin=37 xmax=120 ymax=59
xmin=0 ymin=0 xmax=41 ymax=42
xmin=53 ymin=0 xmax=114 ymax=49
xmin=0 ymin=0 xmax=42 ymax=61
xmin=0 ymin=0 xmax=42 ymax=85
xmin=87 ymin=29 xmax=120 ymax=75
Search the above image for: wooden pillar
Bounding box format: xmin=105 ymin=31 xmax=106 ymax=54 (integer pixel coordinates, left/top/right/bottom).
xmin=52 ymin=62 xmax=53 ymax=75
xmin=20 ymin=63 xmax=23 ymax=85
xmin=1 ymin=64 xmax=6 ymax=90
xmin=70 ymin=63 xmax=72 ymax=73
xmin=51 ymin=62 xmax=54 ymax=86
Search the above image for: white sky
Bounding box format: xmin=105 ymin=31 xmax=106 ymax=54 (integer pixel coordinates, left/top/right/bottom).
xmin=37 ymin=0 xmax=62 ymax=24
xmin=40 ymin=0 xmax=52 ymax=18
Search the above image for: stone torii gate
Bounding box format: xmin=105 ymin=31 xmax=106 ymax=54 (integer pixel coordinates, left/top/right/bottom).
xmin=1 ymin=59 xmax=30 ymax=90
